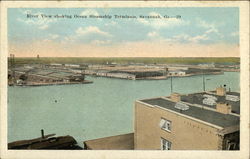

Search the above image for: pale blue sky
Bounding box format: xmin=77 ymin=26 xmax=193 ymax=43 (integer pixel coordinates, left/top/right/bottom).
xmin=8 ymin=8 xmax=239 ymax=57
xmin=8 ymin=7 xmax=239 ymax=45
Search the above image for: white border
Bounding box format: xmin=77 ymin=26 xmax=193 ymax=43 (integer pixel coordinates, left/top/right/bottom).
xmin=0 ymin=1 xmax=249 ymax=159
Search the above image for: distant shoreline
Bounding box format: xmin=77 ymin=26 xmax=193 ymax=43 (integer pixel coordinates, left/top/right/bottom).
xmin=7 ymin=57 xmax=240 ymax=65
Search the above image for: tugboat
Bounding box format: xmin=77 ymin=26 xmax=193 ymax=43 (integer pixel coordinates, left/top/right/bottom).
xmin=8 ymin=129 xmax=82 ymax=150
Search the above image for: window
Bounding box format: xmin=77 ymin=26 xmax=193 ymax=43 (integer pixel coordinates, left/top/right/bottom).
xmin=226 ymin=140 xmax=239 ymax=150
xmin=159 ymin=118 xmax=171 ymax=132
xmin=161 ymin=138 xmax=172 ymax=150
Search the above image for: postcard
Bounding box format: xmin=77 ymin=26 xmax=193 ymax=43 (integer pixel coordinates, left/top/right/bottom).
xmin=0 ymin=1 xmax=249 ymax=159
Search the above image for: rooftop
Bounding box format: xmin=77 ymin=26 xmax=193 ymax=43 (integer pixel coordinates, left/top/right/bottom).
xmin=140 ymin=98 xmax=239 ymax=128
xmin=181 ymin=92 xmax=240 ymax=114
xmin=83 ymin=133 xmax=134 ymax=150
xmin=12 ymin=67 xmax=80 ymax=79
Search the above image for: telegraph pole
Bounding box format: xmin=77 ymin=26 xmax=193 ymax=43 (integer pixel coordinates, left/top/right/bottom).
xmin=202 ymin=72 xmax=205 ymax=92
xmin=9 ymin=54 xmax=16 ymax=85
xmin=170 ymin=76 xmax=173 ymax=93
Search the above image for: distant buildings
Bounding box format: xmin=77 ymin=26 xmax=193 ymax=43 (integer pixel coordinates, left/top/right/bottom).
xmin=167 ymin=68 xmax=222 ymax=77
xmin=8 ymin=67 xmax=91 ymax=86
xmin=85 ymin=69 xmax=166 ymax=80
xmin=167 ymin=70 xmax=186 ymax=76
xmin=198 ymin=63 xmax=215 ymax=68
xmin=22 ymin=63 xmax=229 ymax=81
xmin=134 ymin=87 xmax=239 ymax=150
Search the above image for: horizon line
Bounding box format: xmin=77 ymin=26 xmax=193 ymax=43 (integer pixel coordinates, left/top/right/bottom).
xmin=7 ymin=56 xmax=240 ymax=58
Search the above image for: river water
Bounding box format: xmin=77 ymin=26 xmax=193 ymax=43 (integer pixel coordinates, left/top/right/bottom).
xmin=8 ymin=72 xmax=239 ymax=147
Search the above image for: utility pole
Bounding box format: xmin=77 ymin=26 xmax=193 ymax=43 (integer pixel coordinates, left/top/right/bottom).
xmin=170 ymin=76 xmax=173 ymax=93
xmin=10 ymin=54 xmax=15 ymax=84
xmin=202 ymin=71 xmax=205 ymax=92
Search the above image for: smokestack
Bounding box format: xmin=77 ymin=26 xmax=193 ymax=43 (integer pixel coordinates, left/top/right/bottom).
xmin=41 ymin=129 xmax=45 ymax=138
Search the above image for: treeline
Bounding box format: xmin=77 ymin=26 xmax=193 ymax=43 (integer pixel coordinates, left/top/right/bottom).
xmin=8 ymin=57 xmax=240 ymax=65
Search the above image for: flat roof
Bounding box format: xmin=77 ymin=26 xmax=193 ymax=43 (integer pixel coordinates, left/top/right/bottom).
xmin=140 ymin=98 xmax=239 ymax=128
xmin=181 ymin=92 xmax=240 ymax=114
xmin=83 ymin=133 xmax=134 ymax=150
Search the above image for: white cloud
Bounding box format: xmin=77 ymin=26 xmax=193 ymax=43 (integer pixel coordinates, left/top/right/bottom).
xmin=188 ymin=34 xmax=209 ymax=43
xmin=42 ymin=34 xmax=60 ymax=43
xmin=172 ymin=33 xmax=209 ymax=43
xmin=42 ymin=39 xmax=52 ymax=43
xmin=147 ymin=31 xmax=159 ymax=38
xmin=62 ymin=36 xmax=75 ymax=44
xmin=61 ymin=26 xmax=112 ymax=44
xmin=198 ymin=19 xmax=215 ymax=29
xmin=149 ymin=12 xmax=160 ymax=17
xmin=169 ymin=19 xmax=224 ymax=43
xmin=91 ymin=40 xmax=111 ymax=45
xmin=197 ymin=19 xmax=223 ymax=38
xmin=137 ymin=18 xmax=150 ymax=25
xmin=147 ymin=32 xmax=209 ymax=44
xmin=147 ymin=31 xmax=175 ymax=43
xmin=138 ymin=12 xmax=189 ymax=29
xmin=143 ymin=17 xmax=225 ymax=44
xmin=172 ymin=34 xmax=191 ymax=41
xmin=18 ymin=10 xmax=57 ymax=30
xmin=80 ymin=9 xmax=99 ymax=16
xmin=105 ymin=21 xmax=119 ymax=27
xmin=205 ymin=28 xmax=218 ymax=34
xmin=39 ymin=24 xmax=49 ymax=30
xmin=49 ymin=34 xmax=59 ymax=39
xmin=76 ymin=26 xmax=112 ymax=37
xmin=21 ymin=9 xmax=32 ymax=15
xmin=230 ymin=31 xmax=239 ymax=37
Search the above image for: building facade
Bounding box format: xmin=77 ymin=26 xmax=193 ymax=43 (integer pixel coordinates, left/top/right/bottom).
xmin=134 ymin=87 xmax=240 ymax=150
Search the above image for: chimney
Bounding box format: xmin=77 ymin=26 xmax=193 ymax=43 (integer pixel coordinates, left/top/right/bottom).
xmin=216 ymin=103 xmax=231 ymax=114
xmin=216 ymin=87 xmax=226 ymax=96
xmin=41 ymin=129 xmax=45 ymax=138
xmin=171 ymin=93 xmax=181 ymax=102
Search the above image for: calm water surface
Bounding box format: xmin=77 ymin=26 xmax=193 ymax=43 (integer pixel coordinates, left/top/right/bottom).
xmin=8 ymin=72 xmax=239 ymax=147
